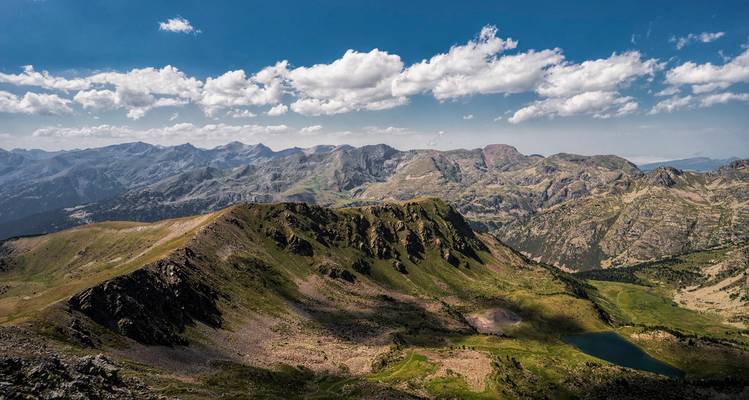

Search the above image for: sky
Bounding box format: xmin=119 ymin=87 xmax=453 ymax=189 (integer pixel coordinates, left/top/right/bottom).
xmin=0 ymin=1 xmax=748 ymax=162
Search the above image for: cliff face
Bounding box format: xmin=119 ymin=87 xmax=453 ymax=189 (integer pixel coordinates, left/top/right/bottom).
xmin=69 ymin=248 xmax=222 ymax=345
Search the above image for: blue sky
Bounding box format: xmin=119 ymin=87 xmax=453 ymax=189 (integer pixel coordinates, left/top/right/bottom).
xmin=0 ymin=0 xmax=748 ymax=162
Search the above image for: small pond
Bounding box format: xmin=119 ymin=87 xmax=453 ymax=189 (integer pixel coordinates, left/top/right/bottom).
xmin=563 ymin=331 xmax=684 ymax=379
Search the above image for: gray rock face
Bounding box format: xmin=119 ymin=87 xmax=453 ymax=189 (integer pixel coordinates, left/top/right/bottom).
xmin=68 ymin=250 xmax=221 ymax=345
xmin=0 ymin=354 xmax=158 ymax=399
xmin=647 ymin=167 xmax=683 ymax=187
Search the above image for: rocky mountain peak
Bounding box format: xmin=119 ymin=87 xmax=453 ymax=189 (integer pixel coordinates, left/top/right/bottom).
xmin=173 ymin=143 xmax=198 ymax=152
xmin=216 ymin=141 xmax=247 ymax=151
xmin=225 ymin=198 xmax=486 ymax=260
xmin=545 ymin=153 xmax=639 ymax=172
xmin=481 ymin=144 xmax=527 ymax=169
xmin=482 ymin=144 xmax=521 ymax=155
xmin=304 ymin=144 xmax=337 ymax=155
xmin=647 ymin=166 xmax=684 ymax=187
xmin=353 ymin=143 xmax=398 ymax=157
xmin=248 ymin=143 xmax=273 ymax=155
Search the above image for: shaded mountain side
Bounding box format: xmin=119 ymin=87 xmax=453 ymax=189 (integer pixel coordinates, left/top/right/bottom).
xmin=68 ymin=247 xmax=223 ymax=345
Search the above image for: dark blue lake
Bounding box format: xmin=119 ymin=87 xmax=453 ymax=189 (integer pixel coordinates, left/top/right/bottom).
xmin=563 ymin=331 xmax=684 ymax=379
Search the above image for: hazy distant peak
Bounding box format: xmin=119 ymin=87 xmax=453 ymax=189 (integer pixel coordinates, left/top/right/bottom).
xmin=215 ymin=141 xmax=248 ymax=150
xmin=646 ymin=166 xmax=684 ymax=187
xmin=639 ymin=157 xmax=740 ymax=172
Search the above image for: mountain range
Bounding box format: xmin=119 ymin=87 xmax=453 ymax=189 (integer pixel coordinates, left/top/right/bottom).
xmin=1 ymin=142 xmax=747 ymax=272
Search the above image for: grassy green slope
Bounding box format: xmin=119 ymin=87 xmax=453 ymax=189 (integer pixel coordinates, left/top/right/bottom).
xmin=0 ymin=211 xmax=224 ymax=324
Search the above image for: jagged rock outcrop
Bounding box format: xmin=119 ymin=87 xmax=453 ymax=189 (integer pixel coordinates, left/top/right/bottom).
xmin=0 ymin=354 xmax=158 ymax=399
xmin=318 ymin=263 xmax=356 ymax=283
xmin=287 ymin=233 xmax=314 ymax=256
xmin=69 ymin=249 xmax=222 ymax=345
xmin=647 ymin=167 xmax=683 ymax=187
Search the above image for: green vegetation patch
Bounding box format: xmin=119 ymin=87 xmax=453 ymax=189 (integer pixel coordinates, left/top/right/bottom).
xmin=591 ymin=280 xmax=734 ymax=338
xmin=369 ymin=351 xmax=438 ymax=383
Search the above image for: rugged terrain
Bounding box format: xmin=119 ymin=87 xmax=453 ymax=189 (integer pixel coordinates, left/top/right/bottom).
xmin=499 ymin=162 xmax=749 ymax=270
xmin=1 ymin=142 xmax=748 ymax=272
xmin=1 ymin=199 xmax=748 ymax=398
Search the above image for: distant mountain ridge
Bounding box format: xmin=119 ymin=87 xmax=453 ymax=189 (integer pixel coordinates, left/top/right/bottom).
xmin=0 ymin=141 xmax=339 ymax=225
xmin=1 ymin=141 xmax=748 ymax=271
xmin=639 ymin=157 xmax=740 ymax=172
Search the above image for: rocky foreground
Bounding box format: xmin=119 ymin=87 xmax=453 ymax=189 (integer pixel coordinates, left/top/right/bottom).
xmin=0 ymin=327 xmax=159 ymax=400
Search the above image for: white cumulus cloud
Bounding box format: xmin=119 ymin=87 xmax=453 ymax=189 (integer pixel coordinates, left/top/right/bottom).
xmin=289 ymin=49 xmax=406 ymax=115
xmin=200 ymin=62 xmax=287 ymax=116
xmin=665 ymin=48 xmax=749 ymax=94
xmin=650 ymin=91 xmax=749 ymax=114
xmin=509 ymin=91 xmax=638 ymax=123
xmin=71 ymin=66 xmax=200 ymax=119
xmin=391 ymin=25 xmax=524 ymax=98
xmin=507 ymin=52 xmax=657 ymax=123
xmin=0 ymin=65 xmax=90 ymax=92
xmin=536 ymin=51 xmax=661 ymax=98
xmin=158 ymin=17 xmax=200 ymax=34
xmin=267 ymin=104 xmax=288 ymax=116
xmin=699 ymin=91 xmax=749 ymax=107
xmin=227 ymin=109 xmax=257 ymax=118
xmin=0 ymin=90 xmax=73 ymax=115
xmin=299 ymin=125 xmax=323 ymax=134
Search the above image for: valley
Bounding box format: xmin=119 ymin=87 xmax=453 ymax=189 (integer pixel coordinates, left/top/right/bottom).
xmin=1 ymin=199 xmax=747 ymax=398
